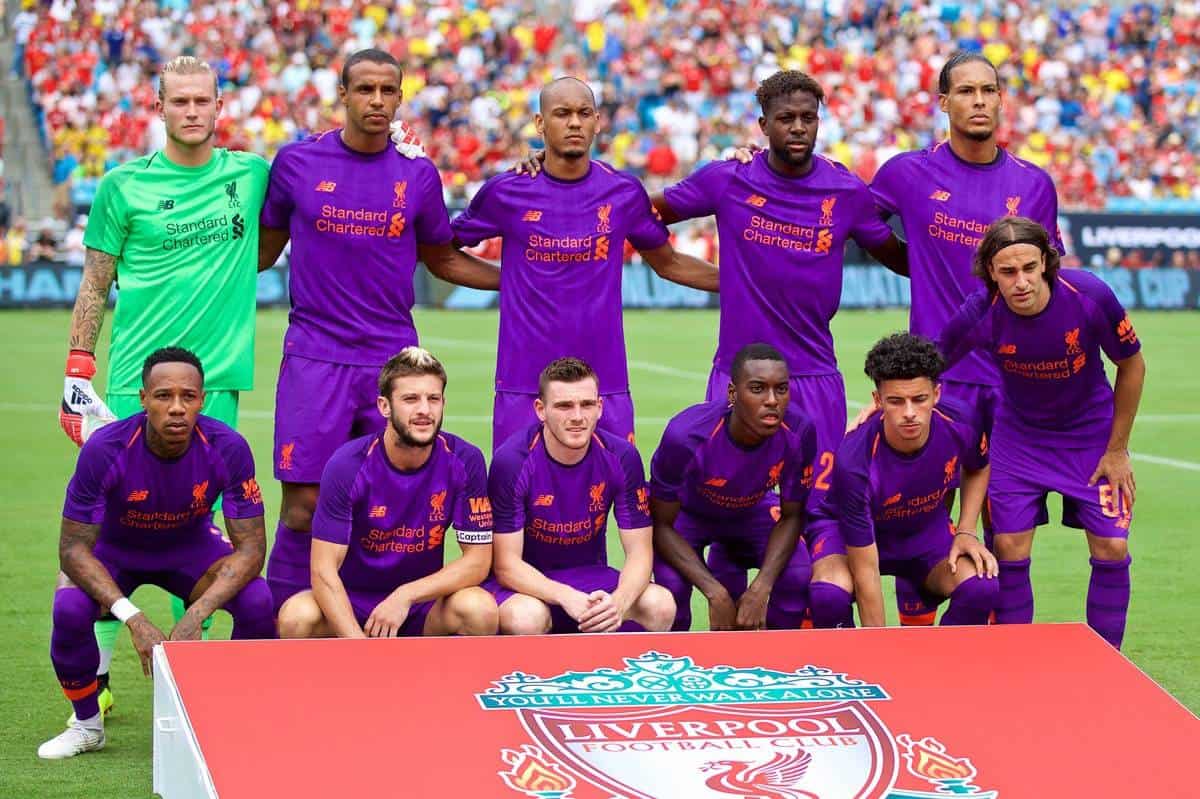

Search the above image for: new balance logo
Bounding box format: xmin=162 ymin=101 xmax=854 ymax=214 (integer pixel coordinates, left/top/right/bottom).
xmin=704 ymin=477 xmax=728 ymax=487
xmin=883 ymin=493 xmax=902 ymax=506
xmin=315 ymin=181 xmax=336 ymax=192
xmin=156 ymin=199 xmax=175 ymax=211
xmin=745 ymin=194 xmax=767 ymax=207
xmin=929 ymin=190 xmax=951 ymax=202
xmin=522 ymin=210 xmax=542 ymax=222
xmin=533 ymin=494 xmax=554 ymax=507
xmin=127 ymin=490 xmax=149 ymax=502
xmin=997 ymin=344 xmax=1017 ymax=355
xmin=369 ymin=505 xmax=387 ymax=518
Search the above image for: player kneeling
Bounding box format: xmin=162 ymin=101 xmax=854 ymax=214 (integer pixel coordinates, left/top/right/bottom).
xmin=830 ymin=334 xmax=998 ymax=627
xmin=41 ymin=348 xmax=274 ymax=759
xmin=488 ymin=358 xmax=675 ymax=634
xmin=278 ymin=348 xmax=497 ymax=639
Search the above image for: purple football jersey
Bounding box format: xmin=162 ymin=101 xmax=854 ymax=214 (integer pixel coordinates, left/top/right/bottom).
xmin=817 ymin=401 xmax=988 ymax=561
xmin=311 ymin=431 xmax=492 ymax=595
xmin=937 ymin=270 xmax=1141 ymax=448
xmin=260 ymin=130 xmax=453 ymax=366
xmin=63 ymin=413 xmax=263 ymax=569
xmin=650 ymin=401 xmax=818 ymax=520
xmin=488 ymin=425 xmax=652 ymax=571
xmin=663 ymin=152 xmax=892 ymax=377
xmin=451 ymin=162 xmax=669 ymax=394
xmin=871 ymin=143 xmax=1064 ymax=386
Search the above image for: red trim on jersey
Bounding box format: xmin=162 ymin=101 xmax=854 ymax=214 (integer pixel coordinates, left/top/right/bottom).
xmin=871 ymin=432 xmax=881 ymax=458
xmin=528 ymin=432 xmax=541 ymax=451
xmin=366 ymin=438 xmax=380 ymax=457
xmin=1057 ymin=275 xmax=1080 ymax=294
xmin=709 ymin=417 xmax=726 ymax=439
xmin=195 ymin=426 xmax=210 ymax=446
xmin=126 ymin=426 xmax=143 ymax=448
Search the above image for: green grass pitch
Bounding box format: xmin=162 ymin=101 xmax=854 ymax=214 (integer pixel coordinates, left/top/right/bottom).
xmin=1 ymin=308 xmax=1196 ymax=796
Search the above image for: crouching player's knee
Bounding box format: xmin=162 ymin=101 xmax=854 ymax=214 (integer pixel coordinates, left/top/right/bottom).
xmin=441 ymin=587 xmax=499 ymax=636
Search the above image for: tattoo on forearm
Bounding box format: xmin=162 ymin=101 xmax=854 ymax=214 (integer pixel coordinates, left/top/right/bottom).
xmin=189 ymin=516 xmax=267 ymax=616
xmin=69 ymin=249 xmax=117 ymax=351
xmin=59 ymin=518 xmax=122 ymax=606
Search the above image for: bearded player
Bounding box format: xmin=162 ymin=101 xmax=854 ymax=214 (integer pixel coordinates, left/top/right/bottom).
xmin=824 ymin=334 xmax=997 ymax=628
xmin=454 ymin=77 xmax=718 ymax=452
xmin=277 ymin=347 xmax=497 ymax=638
xmin=869 ymin=52 xmax=1064 ymax=625
xmin=58 ymin=55 xmax=270 ymax=719
xmin=487 ymin=358 xmax=675 ymax=635
xmin=260 ymin=49 xmax=500 ymax=618
xmin=651 ymin=344 xmax=818 ymax=631
xmin=660 ymin=70 xmax=907 ymax=629
xmin=39 ymin=348 xmax=274 ymax=759
xmin=937 ymin=217 xmax=1144 ymax=648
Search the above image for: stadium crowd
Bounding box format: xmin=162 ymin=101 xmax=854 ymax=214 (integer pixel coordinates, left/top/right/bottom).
xmin=9 ymin=0 xmax=1200 ymax=238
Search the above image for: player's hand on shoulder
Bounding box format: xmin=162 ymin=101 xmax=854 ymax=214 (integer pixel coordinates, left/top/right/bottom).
xmin=846 ymin=397 xmax=880 ymax=434
xmin=365 ymin=592 xmax=412 ymax=637
xmin=734 ymin=584 xmax=770 ymax=630
xmin=127 ymin=615 xmax=167 ymax=676
xmin=390 ymin=120 xmax=427 ymax=159
xmin=512 ymin=149 xmax=545 ymax=177
xmin=60 ymin=350 xmax=116 ymax=446
xmin=578 ymin=590 xmax=621 ymax=633
xmin=948 ymin=532 xmax=997 ymax=579
xmin=728 ymin=142 xmax=761 ymax=164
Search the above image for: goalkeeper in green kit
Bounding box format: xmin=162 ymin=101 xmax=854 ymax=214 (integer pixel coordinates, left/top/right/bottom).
xmin=58 ymin=56 xmax=269 ymax=721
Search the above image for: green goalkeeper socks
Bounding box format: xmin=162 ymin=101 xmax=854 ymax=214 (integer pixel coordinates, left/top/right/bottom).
xmin=94 ymin=594 xmax=214 ymax=669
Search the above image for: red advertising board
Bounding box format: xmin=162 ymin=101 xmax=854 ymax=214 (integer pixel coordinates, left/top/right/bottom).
xmin=156 ymin=623 xmax=1196 ymax=798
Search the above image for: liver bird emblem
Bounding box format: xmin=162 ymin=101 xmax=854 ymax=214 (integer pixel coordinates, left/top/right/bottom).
xmin=701 ymin=750 xmax=818 ymax=799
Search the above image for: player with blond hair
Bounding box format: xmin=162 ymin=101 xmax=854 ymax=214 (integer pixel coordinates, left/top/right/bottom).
xmin=58 ymin=55 xmax=270 ymax=719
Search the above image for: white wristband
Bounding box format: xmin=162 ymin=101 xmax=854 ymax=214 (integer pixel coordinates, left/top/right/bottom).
xmin=110 ymin=597 xmax=140 ymax=623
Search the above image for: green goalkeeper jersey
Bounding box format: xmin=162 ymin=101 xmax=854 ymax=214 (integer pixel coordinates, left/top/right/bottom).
xmin=84 ymin=148 xmax=270 ymax=394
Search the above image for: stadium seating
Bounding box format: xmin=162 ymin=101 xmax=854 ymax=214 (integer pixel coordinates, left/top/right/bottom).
xmin=12 ymin=0 xmax=1200 ymax=224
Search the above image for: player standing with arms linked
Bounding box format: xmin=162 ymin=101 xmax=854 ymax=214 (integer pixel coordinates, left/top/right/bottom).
xmin=58 ymin=56 xmax=269 ymax=718
xmin=662 ymin=71 xmax=907 ymax=628
xmin=455 ymin=77 xmax=718 ymax=451
xmin=869 ymin=52 xmax=1063 ymax=625
xmin=937 ymin=217 xmax=1144 ymax=648
xmin=260 ymin=49 xmax=500 ymax=617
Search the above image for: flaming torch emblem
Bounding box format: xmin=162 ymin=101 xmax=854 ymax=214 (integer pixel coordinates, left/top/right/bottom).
xmin=498 ymin=745 xmax=577 ymax=798
xmin=898 ymin=734 xmax=983 ymax=795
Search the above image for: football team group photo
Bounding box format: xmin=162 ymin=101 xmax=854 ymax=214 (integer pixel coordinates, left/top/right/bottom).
xmin=5 ymin=2 xmax=1195 ymax=792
